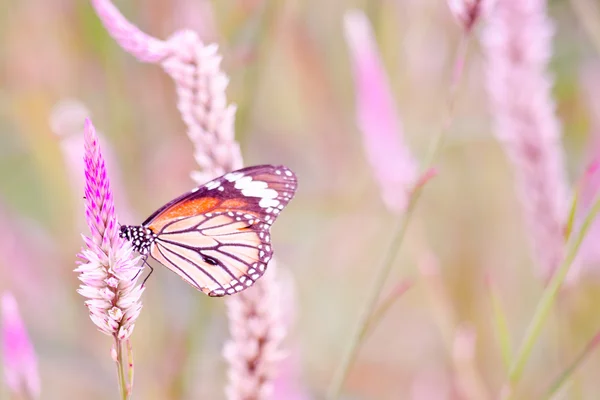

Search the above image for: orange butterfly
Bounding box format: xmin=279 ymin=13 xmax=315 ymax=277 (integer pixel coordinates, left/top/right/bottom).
xmin=119 ymin=165 xmax=297 ymax=296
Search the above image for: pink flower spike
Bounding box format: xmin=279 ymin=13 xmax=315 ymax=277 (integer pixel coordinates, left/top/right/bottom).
xmin=77 ymin=118 xmax=143 ymax=340
xmin=223 ymin=262 xmax=286 ymax=400
xmin=343 ymin=10 xmax=418 ymax=214
xmin=1 ymin=293 xmax=40 ymax=399
xmin=90 ymin=0 xmax=243 ymax=184
xmin=90 ymin=0 xmax=170 ymax=62
xmin=482 ymin=0 xmax=569 ymax=279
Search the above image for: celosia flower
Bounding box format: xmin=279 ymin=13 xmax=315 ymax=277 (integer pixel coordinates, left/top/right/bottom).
xmin=75 ymin=119 xmax=143 ymax=340
xmin=89 ymin=3 xmax=289 ymax=398
xmin=482 ymin=0 xmax=569 ymax=279
xmin=223 ymin=262 xmax=286 ymax=400
xmin=1 ymin=292 xmax=40 ymax=399
xmin=89 ymin=0 xmax=242 ymax=185
xmin=161 ymin=30 xmax=243 ymax=185
xmin=343 ymin=9 xmax=418 ymax=214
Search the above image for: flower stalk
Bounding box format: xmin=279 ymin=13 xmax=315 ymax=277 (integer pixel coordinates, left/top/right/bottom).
xmin=327 ymin=6 xmax=477 ymax=398
xmin=505 ymin=193 xmax=600 ymax=396
xmin=75 ymin=119 xmax=143 ymax=399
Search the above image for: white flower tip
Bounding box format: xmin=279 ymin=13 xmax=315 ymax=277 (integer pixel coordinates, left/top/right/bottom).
xmin=1 ymin=292 xmax=18 ymax=316
xmin=343 ymin=9 xmax=372 ymax=56
xmin=49 ymin=98 xmax=91 ymax=138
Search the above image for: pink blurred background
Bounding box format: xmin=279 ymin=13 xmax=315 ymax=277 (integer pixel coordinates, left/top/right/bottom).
xmin=1 ymin=0 xmax=600 ymax=398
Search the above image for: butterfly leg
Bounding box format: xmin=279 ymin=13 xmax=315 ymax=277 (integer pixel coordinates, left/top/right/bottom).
xmin=141 ymin=257 xmax=154 ymax=287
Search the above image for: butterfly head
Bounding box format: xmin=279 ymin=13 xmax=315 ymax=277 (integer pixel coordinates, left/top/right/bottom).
xmin=119 ymin=225 xmax=155 ymax=255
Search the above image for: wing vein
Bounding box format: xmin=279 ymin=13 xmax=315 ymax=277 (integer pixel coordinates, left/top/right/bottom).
xmin=156 ymin=243 xmax=221 ymax=288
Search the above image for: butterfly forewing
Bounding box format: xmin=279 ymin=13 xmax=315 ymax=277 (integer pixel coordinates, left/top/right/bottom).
xmin=141 ymin=165 xmax=297 ymax=296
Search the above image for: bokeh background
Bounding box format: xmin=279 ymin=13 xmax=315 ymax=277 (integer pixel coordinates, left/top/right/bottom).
xmin=1 ymin=0 xmax=600 ymax=399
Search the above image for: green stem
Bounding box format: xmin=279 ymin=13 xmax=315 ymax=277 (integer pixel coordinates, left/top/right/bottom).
xmin=564 ymin=189 xmax=579 ymax=242
xmin=325 ymin=196 xmax=420 ymax=400
xmin=125 ymin=339 xmax=134 ymax=397
xmin=489 ymin=279 xmax=514 ymax=372
xmin=364 ymin=281 xmax=412 ymax=337
xmin=115 ymin=337 xmax=130 ymax=400
xmin=507 ymin=194 xmax=600 ymax=394
xmin=326 ymin=28 xmax=473 ymax=400
xmin=542 ymin=329 xmax=600 ymax=399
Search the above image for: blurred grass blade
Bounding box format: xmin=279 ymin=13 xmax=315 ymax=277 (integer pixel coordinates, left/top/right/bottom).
xmin=507 ymin=194 xmax=600 ymax=394
xmin=420 ymin=252 xmax=456 ymax=349
xmin=453 ymin=325 xmax=492 ymax=400
xmin=543 ymin=329 xmax=600 ymax=399
xmin=364 ymin=280 xmax=412 ymax=337
xmin=487 ymin=275 xmax=513 ymax=371
xmin=564 ymin=188 xmax=579 ymax=242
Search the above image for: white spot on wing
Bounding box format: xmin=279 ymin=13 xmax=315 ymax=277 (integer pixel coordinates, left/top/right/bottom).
xmin=259 ymin=198 xmax=280 ymax=208
xmin=205 ymin=180 xmax=220 ymax=190
xmin=224 ymin=172 xmax=244 ymax=182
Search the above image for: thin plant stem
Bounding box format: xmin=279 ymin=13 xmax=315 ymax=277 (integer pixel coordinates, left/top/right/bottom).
xmin=114 ymin=338 xmax=130 ymax=400
xmin=326 ymin=33 xmax=473 ymax=400
xmin=542 ymin=329 xmax=600 ymax=399
xmin=506 ymin=194 xmax=600 ymax=395
xmin=364 ymin=280 xmax=412 ymax=337
xmin=488 ymin=278 xmax=514 ymax=372
xmin=425 ymin=34 xmax=469 ymax=164
xmin=325 ymin=195 xmax=420 ymax=400
xmin=564 ymin=189 xmax=579 ymax=241
xmin=125 ymin=339 xmax=134 ymax=397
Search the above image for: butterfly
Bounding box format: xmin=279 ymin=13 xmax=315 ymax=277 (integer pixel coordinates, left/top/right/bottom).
xmin=119 ymin=164 xmax=297 ymax=297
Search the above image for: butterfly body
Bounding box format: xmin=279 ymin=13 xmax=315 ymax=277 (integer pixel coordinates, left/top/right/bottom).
xmin=119 ymin=165 xmax=297 ymax=297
